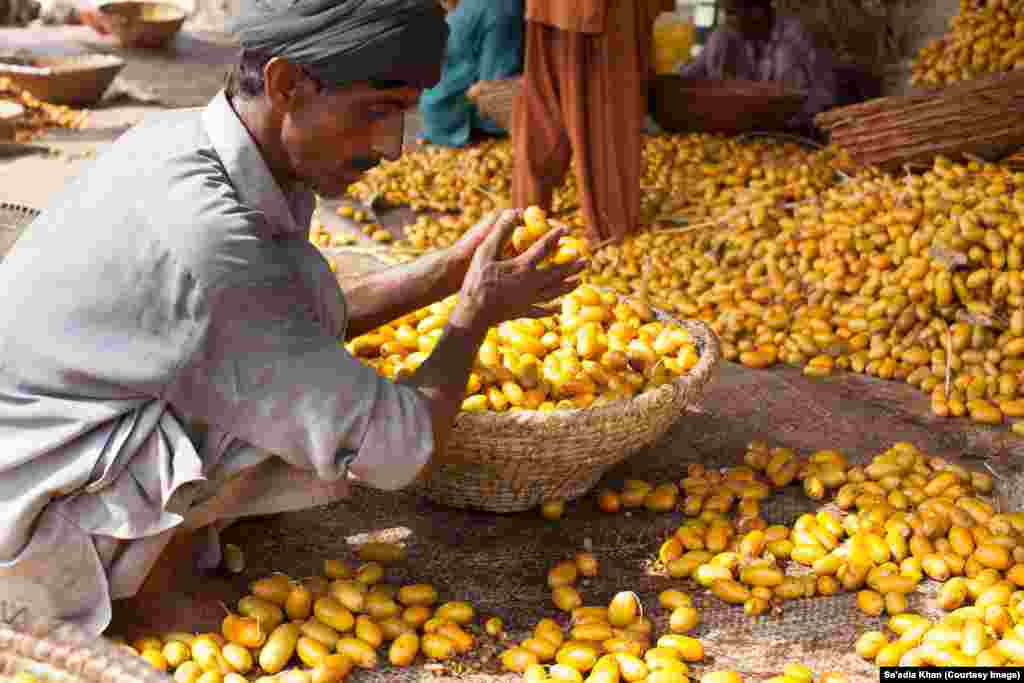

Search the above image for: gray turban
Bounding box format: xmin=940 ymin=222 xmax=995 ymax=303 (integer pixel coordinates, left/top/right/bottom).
xmin=230 ymin=0 xmax=449 ymax=89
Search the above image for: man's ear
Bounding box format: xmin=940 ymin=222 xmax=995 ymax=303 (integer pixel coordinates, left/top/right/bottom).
xmin=263 ymin=57 xmax=310 ymax=111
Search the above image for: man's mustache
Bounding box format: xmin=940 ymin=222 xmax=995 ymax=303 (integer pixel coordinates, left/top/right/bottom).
xmin=349 ymin=155 xmax=384 ymax=172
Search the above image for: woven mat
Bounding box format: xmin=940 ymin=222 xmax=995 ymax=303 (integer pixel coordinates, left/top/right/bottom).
xmin=218 ymin=248 xmax=1024 ymax=683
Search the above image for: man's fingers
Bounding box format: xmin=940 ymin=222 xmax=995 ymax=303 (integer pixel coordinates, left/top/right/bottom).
xmin=521 ymin=225 xmax=568 ymax=268
xmin=520 ymin=305 xmax=557 ymax=320
xmin=465 ymin=209 xmax=499 ymax=239
xmin=536 ymin=258 xmax=588 ymax=287
xmin=537 ymin=268 xmax=586 ymax=297
xmin=479 ymin=209 xmax=521 ymax=262
xmin=538 ymin=278 xmax=584 ymax=303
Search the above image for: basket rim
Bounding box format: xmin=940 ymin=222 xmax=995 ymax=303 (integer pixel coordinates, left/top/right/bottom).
xmin=0 ymin=53 xmax=125 ymax=77
xmin=99 ymin=0 xmax=188 ymax=23
xmin=653 ymin=75 xmax=809 ymax=99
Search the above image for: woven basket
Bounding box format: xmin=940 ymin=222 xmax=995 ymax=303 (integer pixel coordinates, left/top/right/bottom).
xmin=651 ymin=77 xmax=807 ymax=135
xmin=99 ymin=2 xmax=186 ymax=49
xmin=324 ymin=244 xmax=723 ymax=513
xmin=0 ymin=202 xmax=38 ymax=261
xmin=0 ymin=616 xmax=170 ymax=683
xmin=419 ymin=315 xmax=721 ymax=513
xmin=0 ymin=55 xmax=124 ymax=107
xmin=815 ymin=70 xmax=1024 ymax=171
xmin=466 ymin=76 xmax=521 ymax=133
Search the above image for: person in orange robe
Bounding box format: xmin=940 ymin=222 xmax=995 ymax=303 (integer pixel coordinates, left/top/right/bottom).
xmin=511 ymin=0 xmax=673 ymax=243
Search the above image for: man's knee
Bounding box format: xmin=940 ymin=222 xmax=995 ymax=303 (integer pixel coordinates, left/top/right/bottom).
xmin=307 ymin=476 xmax=352 ymax=507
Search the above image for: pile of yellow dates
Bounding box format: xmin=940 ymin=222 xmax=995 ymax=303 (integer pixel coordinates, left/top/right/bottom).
xmin=340 ymin=135 xmax=1024 ymax=432
xmin=502 ymin=553 xmax=850 ymax=683
xmin=500 ymin=587 xmax=705 ymax=683
xmin=499 ymin=439 xmax=1013 ymax=681
xmin=341 ymin=145 xmax=1024 ymax=433
xmin=345 ymin=140 xmax=521 ymax=222
xmin=344 ymin=135 xmax=840 ymax=252
xmin=577 ymin=440 xmax=1024 ymax=671
xmin=112 ymin=543 xmax=492 ymax=683
xmin=344 ymin=209 xmax=701 ymax=413
xmin=585 ymin=156 xmax=1024 ymax=430
xmin=911 ymin=0 xmax=1024 ymax=87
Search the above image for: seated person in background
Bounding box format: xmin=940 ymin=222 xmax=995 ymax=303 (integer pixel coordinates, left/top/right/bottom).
xmin=678 ymin=0 xmax=842 ymax=137
xmin=418 ymin=0 xmax=523 ymax=147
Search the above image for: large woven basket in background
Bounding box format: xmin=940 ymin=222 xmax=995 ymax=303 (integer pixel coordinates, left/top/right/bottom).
xmin=99 ymin=1 xmax=186 ymax=49
xmin=467 ymin=76 xmax=521 ymax=133
xmin=815 ymin=69 xmax=1024 ymax=172
xmin=0 ymin=55 xmax=124 ymax=107
xmin=651 ymin=76 xmax=807 ymax=135
xmin=419 ymin=317 xmax=721 ymax=513
xmin=0 ymin=616 xmax=170 ymax=683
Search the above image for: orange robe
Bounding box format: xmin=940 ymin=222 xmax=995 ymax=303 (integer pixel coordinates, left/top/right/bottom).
xmin=512 ymin=0 xmax=671 ymax=242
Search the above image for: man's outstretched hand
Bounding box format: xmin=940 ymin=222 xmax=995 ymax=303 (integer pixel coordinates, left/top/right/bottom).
xmin=444 ymin=209 xmax=515 ymax=290
xmin=448 ymin=209 xmax=587 ymax=333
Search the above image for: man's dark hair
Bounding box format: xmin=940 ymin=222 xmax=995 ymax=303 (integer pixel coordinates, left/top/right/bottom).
xmin=225 ymin=49 xmax=275 ymax=99
xmin=225 ymin=49 xmax=410 ymax=99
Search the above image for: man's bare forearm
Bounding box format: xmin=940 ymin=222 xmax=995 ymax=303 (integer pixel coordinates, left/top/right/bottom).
xmin=398 ymin=321 xmax=487 ymax=476
xmin=341 ymin=247 xmax=463 ymax=339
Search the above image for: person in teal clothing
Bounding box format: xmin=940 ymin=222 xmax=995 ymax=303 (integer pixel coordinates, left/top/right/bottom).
xmin=418 ymin=0 xmax=524 ymax=148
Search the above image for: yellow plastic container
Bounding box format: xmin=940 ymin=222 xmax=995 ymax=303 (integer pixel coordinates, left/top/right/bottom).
xmin=653 ymin=10 xmax=696 ymax=75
